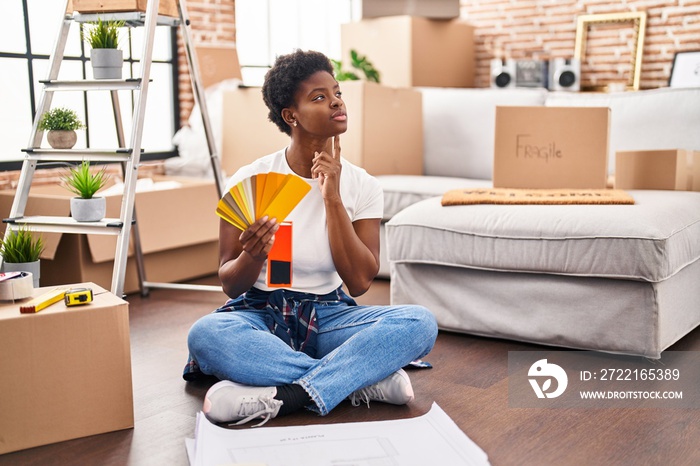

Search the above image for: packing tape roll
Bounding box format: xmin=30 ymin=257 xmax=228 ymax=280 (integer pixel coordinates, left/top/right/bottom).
xmin=0 ymin=272 xmax=34 ymax=301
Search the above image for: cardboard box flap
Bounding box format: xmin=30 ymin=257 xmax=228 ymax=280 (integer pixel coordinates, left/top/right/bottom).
xmin=196 ymin=45 xmax=242 ymax=90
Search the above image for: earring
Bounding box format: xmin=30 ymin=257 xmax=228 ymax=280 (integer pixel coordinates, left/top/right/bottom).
xmin=293 ymin=120 xmax=297 ymax=127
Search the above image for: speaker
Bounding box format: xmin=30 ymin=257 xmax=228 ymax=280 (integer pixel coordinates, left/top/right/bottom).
xmin=515 ymin=60 xmax=548 ymax=88
xmin=490 ymin=58 xmax=516 ymax=88
xmin=549 ymin=58 xmax=580 ymax=91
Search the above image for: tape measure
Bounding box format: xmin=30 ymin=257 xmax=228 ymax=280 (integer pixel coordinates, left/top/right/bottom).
xmin=64 ymin=287 xmax=93 ymax=306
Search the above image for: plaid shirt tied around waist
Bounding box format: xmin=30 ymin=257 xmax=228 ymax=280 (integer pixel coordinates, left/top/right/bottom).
xmin=183 ymin=286 xmax=356 ymax=381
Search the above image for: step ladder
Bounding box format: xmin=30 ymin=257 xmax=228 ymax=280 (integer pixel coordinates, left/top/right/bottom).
xmin=2 ymin=0 xmax=224 ymax=298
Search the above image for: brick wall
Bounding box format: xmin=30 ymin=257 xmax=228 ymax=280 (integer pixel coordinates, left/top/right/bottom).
xmin=459 ymin=0 xmax=700 ymax=89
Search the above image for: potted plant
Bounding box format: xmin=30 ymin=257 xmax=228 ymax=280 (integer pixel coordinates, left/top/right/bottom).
xmin=0 ymin=226 xmax=44 ymax=288
xmin=83 ymin=17 xmax=125 ymax=79
xmin=62 ymin=160 xmax=110 ymax=222
xmin=38 ymin=107 xmax=85 ymax=149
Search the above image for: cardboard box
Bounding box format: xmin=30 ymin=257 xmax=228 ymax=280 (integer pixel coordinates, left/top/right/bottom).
xmin=493 ymin=106 xmax=610 ymax=189
xmin=220 ymin=82 xmax=423 ymax=177
xmin=0 ymin=283 xmax=133 ymax=454
xmin=221 ymin=86 xmax=290 ymax=176
xmin=196 ymin=45 xmax=242 ymax=90
xmin=359 ymin=0 xmax=460 ymax=19
xmin=72 ymin=0 xmax=179 ymax=17
xmin=0 ymin=176 xmax=219 ymax=295
xmin=339 ymin=81 xmax=423 ymax=175
xmin=615 ymin=149 xmax=700 ymax=191
xmin=341 ymin=16 xmax=475 ymax=88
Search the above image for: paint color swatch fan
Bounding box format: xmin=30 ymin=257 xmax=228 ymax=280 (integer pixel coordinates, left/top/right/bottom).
xmin=216 ymin=172 xmax=311 ymax=231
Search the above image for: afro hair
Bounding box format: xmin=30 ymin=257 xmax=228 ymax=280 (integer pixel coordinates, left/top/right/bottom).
xmin=261 ymin=49 xmax=334 ymax=135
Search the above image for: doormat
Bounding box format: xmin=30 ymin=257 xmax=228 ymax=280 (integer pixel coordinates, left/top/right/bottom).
xmin=441 ymin=188 xmax=635 ymax=206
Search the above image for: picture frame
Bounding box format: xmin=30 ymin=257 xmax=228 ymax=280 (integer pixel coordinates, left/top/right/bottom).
xmin=574 ymin=12 xmax=647 ymax=91
xmin=668 ymin=50 xmax=700 ymax=88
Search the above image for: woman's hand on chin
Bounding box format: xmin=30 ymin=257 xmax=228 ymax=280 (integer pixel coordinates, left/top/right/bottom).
xmin=312 ymin=135 xmax=342 ymax=201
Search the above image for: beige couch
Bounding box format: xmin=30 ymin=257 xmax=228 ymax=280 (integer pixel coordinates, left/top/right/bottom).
xmin=382 ymin=87 xmax=700 ymax=358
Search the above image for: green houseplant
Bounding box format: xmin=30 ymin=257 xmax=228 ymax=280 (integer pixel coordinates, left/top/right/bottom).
xmin=332 ymin=50 xmax=381 ymax=83
xmin=0 ymin=226 xmax=45 ymax=287
xmin=38 ymin=107 xmax=85 ymax=149
xmin=83 ymin=17 xmax=125 ymax=79
xmin=62 ymin=161 xmax=110 ymax=222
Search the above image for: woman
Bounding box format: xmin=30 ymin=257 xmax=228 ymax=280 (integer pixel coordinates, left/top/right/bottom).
xmin=185 ymin=49 xmax=438 ymax=426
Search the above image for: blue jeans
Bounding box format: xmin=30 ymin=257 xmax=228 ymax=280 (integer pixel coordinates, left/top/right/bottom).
xmin=186 ymin=293 xmax=438 ymax=415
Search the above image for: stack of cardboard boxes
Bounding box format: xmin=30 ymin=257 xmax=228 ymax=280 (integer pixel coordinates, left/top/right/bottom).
xmin=0 ymin=283 xmax=133 ymax=454
xmin=221 ymin=0 xmax=475 ymax=178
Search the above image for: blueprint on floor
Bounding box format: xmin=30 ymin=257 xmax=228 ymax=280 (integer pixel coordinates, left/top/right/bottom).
xmin=186 ymin=402 xmax=489 ymax=466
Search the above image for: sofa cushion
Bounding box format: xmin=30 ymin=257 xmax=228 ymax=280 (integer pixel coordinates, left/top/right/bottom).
xmin=386 ymin=190 xmax=700 ymax=282
xmin=545 ymin=87 xmax=700 ymax=175
xmin=378 ymin=175 xmax=491 ymax=220
xmin=419 ymin=87 xmax=548 ymax=180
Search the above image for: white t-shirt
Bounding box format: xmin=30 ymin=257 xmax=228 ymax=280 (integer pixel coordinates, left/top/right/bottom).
xmin=224 ymin=148 xmax=384 ymax=295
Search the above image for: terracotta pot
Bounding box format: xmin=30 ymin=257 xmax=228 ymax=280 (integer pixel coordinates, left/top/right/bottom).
xmin=47 ymin=130 xmax=77 ymax=149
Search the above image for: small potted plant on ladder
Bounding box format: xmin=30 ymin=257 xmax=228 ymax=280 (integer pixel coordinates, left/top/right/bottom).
xmin=0 ymin=226 xmax=45 ymax=288
xmin=83 ymin=17 xmax=125 ymax=79
xmin=38 ymin=107 xmax=85 ymax=149
xmin=62 ymin=161 xmax=110 ymax=222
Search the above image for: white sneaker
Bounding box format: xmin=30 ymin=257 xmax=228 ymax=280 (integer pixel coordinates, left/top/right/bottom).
xmin=203 ymin=380 xmax=283 ymax=427
xmin=349 ymin=369 xmax=414 ymax=407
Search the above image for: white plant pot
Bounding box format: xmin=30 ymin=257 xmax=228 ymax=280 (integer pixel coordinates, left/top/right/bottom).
xmin=71 ymin=197 xmax=107 ymax=222
xmin=2 ymin=261 xmax=40 ymax=288
xmin=91 ymin=48 xmax=123 ymax=79
xmin=47 ymin=130 xmax=77 ymax=149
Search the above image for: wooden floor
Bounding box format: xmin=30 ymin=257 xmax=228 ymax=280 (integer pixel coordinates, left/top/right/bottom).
xmin=1 ymin=277 xmax=698 ymax=465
